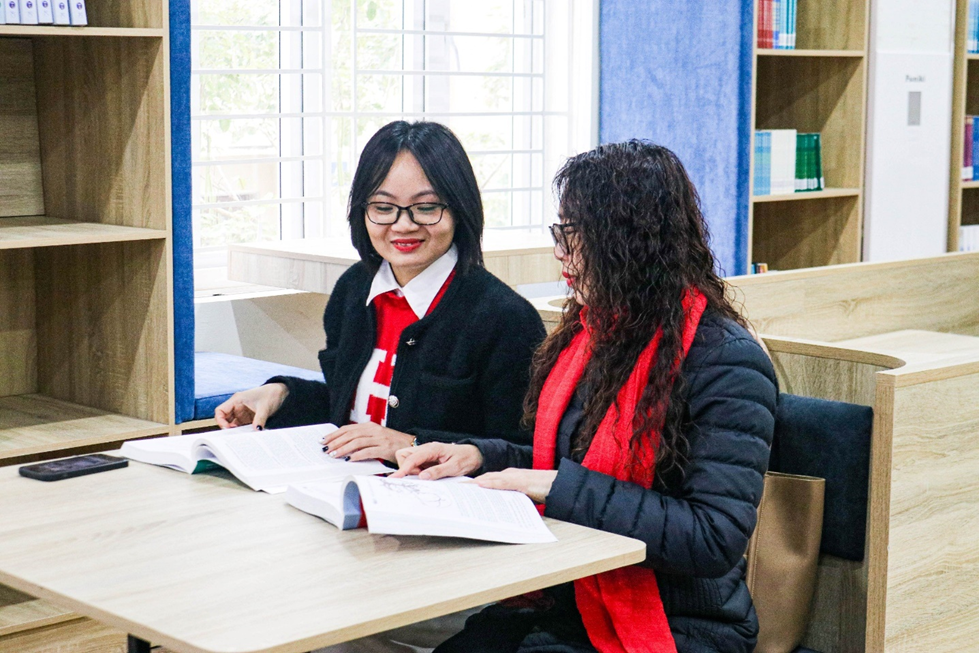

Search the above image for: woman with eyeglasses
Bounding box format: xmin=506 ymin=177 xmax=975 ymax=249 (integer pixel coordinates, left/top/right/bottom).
xmin=395 ymin=141 xmax=777 ymax=653
xmin=215 ymin=120 xmax=546 ymax=464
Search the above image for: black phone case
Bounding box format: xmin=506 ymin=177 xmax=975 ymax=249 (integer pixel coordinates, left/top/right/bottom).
xmin=19 ymin=455 xmax=128 ymax=482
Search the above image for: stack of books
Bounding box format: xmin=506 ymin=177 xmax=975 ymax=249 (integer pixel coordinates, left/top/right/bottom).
xmin=959 ymin=225 xmax=979 ymax=252
xmin=754 ymin=130 xmax=824 ymax=196
xmin=757 ymin=0 xmax=797 ymax=49
xmin=0 ymin=0 xmax=85 ymax=24
xmin=964 ymin=116 xmax=977 ymax=181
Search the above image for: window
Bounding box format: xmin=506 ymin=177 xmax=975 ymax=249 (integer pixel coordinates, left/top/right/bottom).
xmin=190 ymin=0 xmax=597 ymax=283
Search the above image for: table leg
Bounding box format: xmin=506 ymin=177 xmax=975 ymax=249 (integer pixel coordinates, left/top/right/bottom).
xmin=128 ymin=634 xmax=151 ymax=653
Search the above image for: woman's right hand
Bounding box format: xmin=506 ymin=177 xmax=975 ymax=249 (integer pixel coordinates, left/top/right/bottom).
xmin=392 ymin=442 xmax=483 ymax=480
xmin=214 ymin=383 xmax=289 ymax=430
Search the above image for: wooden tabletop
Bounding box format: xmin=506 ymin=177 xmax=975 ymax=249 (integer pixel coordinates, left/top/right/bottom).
xmin=0 ymin=461 xmax=645 ymax=653
xmin=834 ymin=329 xmax=979 ymax=366
xmin=227 ymin=230 xmax=562 ymax=293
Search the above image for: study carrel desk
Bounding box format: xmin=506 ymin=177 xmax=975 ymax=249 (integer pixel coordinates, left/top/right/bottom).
xmin=0 ymin=461 xmax=644 ymax=653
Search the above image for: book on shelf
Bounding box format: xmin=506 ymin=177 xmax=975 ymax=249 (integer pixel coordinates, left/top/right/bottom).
xmin=970 ymin=0 xmax=979 ymax=54
xmin=754 ymin=129 xmax=823 ymax=196
xmin=65 ymin=0 xmax=84 ymax=24
xmin=757 ymin=0 xmax=796 ymax=49
xmin=16 ymin=0 xmax=37 ymax=24
xmin=965 ymin=117 xmax=974 ymax=182
xmin=286 ymin=475 xmax=557 ymax=544
xmin=2 ymin=0 xmax=20 ymax=24
xmin=36 ymin=0 xmax=52 ymax=23
xmin=960 ymin=225 xmax=979 ymax=252
xmin=51 ymin=0 xmax=68 ymax=24
xmin=120 ymin=423 xmax=390 ymax=493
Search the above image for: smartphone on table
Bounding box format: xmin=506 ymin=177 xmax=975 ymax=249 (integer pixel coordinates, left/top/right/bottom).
xmin=19 ymin=454 xmax=128 ymax=481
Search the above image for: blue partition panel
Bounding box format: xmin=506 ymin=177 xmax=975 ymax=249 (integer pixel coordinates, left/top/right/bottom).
xmin=170 ymin=0 xmax=195 ymax=423
xmin=599 ymin=1 xmax=753 ymax=276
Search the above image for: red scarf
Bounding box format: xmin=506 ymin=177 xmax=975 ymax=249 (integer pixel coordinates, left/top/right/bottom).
xmin=533 ymin=289 xmax=707 ymax=653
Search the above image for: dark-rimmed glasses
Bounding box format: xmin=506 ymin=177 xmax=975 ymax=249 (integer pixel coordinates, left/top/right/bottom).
xmin=549 ymin=222 xmax=578 ymax=257
xmin=363 ymin=201 xmax=449 ymax=226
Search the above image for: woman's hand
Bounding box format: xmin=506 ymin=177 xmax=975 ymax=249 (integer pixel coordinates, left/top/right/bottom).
xmin=321 ymin=423 xmax=416 ymax=462
xmin=392 ymin=442 xmax=483 ymax=479
xmin=215 ymin=383 xmax=289 ymax=429
xmin=474 ymin=469 xmax=558 ymax=504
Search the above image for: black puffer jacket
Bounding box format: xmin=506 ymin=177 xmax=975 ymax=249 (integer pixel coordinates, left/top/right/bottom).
xmin=465 ymin=310 xmax=777 ymax=653
xmin=265 ymin=262 xmax=546 ymax=445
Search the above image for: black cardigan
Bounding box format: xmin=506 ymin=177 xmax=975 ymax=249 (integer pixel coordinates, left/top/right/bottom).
xmin=465 ymin=310 xmax=777 ymax=653
xmin=265 ymin=262 xmax=546 ymax=446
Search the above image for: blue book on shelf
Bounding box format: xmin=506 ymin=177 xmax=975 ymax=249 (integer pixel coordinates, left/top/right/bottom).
xmin=772 ymin=0 xmax=781 ymax=49
xmin=754 ymin=131 xmax=772 ymax=196
xmin=973 ymin=117 xmax=979 ymax=180
xmin=789 ymin=0 xmax=797 ymax=48
xmin=971 ymin=0 xmax=979 ymax=53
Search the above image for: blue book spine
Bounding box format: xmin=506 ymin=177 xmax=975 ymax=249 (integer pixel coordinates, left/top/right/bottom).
xmin=790 ymin=0 xmax=797 ymax=48
xmin=973 ymin=117 xmax=979 ymax=180
xmin=971 ymin=0 xmax=979 ymax=53
xmin=773 ymin=0 xmax=781 ymax=49
xmin=754 ymin=133 xmax=764 ymax=196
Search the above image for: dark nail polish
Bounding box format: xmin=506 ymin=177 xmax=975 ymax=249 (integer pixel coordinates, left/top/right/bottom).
xmin=256 ymin=425 xmax=264 ymax=431
xmin=343 ymin=456 xmax=351 ymax=462
xmin=322 ymin=446 xmax=329 ymax=452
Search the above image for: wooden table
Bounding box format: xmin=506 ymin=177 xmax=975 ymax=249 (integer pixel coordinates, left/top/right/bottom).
xmin=228 ymin=230 xmax=561 ymax=294
xmin=0 ymin=462 xmax=645 ymax=653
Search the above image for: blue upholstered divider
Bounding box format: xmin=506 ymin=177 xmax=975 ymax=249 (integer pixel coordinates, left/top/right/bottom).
xmin=599 ymin=1 xmax=754 ymax=276
xmin=170 ymin=0 xmax=195 ymax=423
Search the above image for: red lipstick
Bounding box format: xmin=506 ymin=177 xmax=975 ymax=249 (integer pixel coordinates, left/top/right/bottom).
xmin=392 ymin=239 xmax=422 ymax=253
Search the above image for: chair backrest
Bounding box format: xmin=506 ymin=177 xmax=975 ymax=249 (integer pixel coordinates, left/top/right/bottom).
xmin=769 ymin=393 xmax=874 ymax=561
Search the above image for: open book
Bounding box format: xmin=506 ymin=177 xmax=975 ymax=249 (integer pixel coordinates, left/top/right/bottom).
xmin=119 ymin=424 xmax=390 ymax=493
xmin=286 ymin=475 xmax=557 ymax=544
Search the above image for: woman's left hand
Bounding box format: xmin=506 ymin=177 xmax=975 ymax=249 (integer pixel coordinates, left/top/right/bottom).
xmin=321 ymin=423 xmax=415 ymax=462
xmin=474 ymin=469 xmax=559 ymax=504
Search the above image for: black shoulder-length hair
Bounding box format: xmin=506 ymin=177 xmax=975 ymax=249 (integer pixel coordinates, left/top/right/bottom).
xmin=347 ymin=120 xmax=484 ymax=275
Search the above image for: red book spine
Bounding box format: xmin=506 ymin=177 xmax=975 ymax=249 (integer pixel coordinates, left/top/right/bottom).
xmin=758 ymin=0 xmax=773 ymax=49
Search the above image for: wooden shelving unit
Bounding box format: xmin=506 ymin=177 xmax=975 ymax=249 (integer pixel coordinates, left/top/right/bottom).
xmin=949 ymin=0 xmax=977 ymax=251
xmin=0 ymin=0 xmax=173 ymax=464
xmin=748 ymin=0 xmax=870 ymax=271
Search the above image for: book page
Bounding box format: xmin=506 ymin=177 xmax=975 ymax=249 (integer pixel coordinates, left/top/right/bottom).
xmin=355 ymin=476 xmax=556 ymax=544
xmin=202 ymin=424 xmax=390 ymax=492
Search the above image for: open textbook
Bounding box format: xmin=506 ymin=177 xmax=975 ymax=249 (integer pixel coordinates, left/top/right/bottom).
xmin=286 ymin=475 xmax=557 ymax=544
xmin=119 ymin=424 xmax=390 ymax=493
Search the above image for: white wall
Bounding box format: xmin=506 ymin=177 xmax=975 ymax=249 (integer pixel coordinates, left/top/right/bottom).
xmin=864 ymin=0 xmax=956 ymax=262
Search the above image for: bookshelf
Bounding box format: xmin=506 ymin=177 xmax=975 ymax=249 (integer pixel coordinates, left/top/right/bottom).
xmin=748 ymin=0 xmax=870 ymax=271
xmin=949 ymin=0 xmax=977 ymax=251
xmin=0 ymin=0 xmax=173 ymax=464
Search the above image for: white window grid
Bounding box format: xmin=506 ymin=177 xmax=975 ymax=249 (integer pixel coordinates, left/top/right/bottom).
xmin=189 ymin=0 xmax=595 ymax=270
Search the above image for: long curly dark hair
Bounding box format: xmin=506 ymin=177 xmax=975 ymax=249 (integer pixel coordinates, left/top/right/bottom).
xmin=525 ymin=141 xmax=744 ymax=473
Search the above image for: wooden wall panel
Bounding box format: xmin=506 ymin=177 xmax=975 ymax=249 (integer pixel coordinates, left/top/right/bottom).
xmin=880 ymin=371 xmax=979 ymax=651
xmin=729 ymin=253 xmax=979 ymax=340
xmin=34 ymin=241 xmax=169 ymax=423
xmin=33 ymin=37 xmax=167 ymax=230
xmin=0 ymin=39 xmax=44 ymax=219
xmin=0 ymin=250 xmax=37 ymax=398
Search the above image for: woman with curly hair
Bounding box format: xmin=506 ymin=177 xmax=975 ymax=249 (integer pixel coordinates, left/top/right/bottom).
xmin=395 ymin=140 xmax=778 ymax=653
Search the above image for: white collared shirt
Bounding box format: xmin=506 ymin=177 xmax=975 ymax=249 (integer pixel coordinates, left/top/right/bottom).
xmin=365 ymin=244 xmax=459 ymax=319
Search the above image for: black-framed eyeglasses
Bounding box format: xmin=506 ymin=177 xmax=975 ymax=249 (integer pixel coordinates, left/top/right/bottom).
xmin=363 ymin=201 xmax=449 ymax=226
xmin=549 ymin=222 xmax=578 ymax=256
